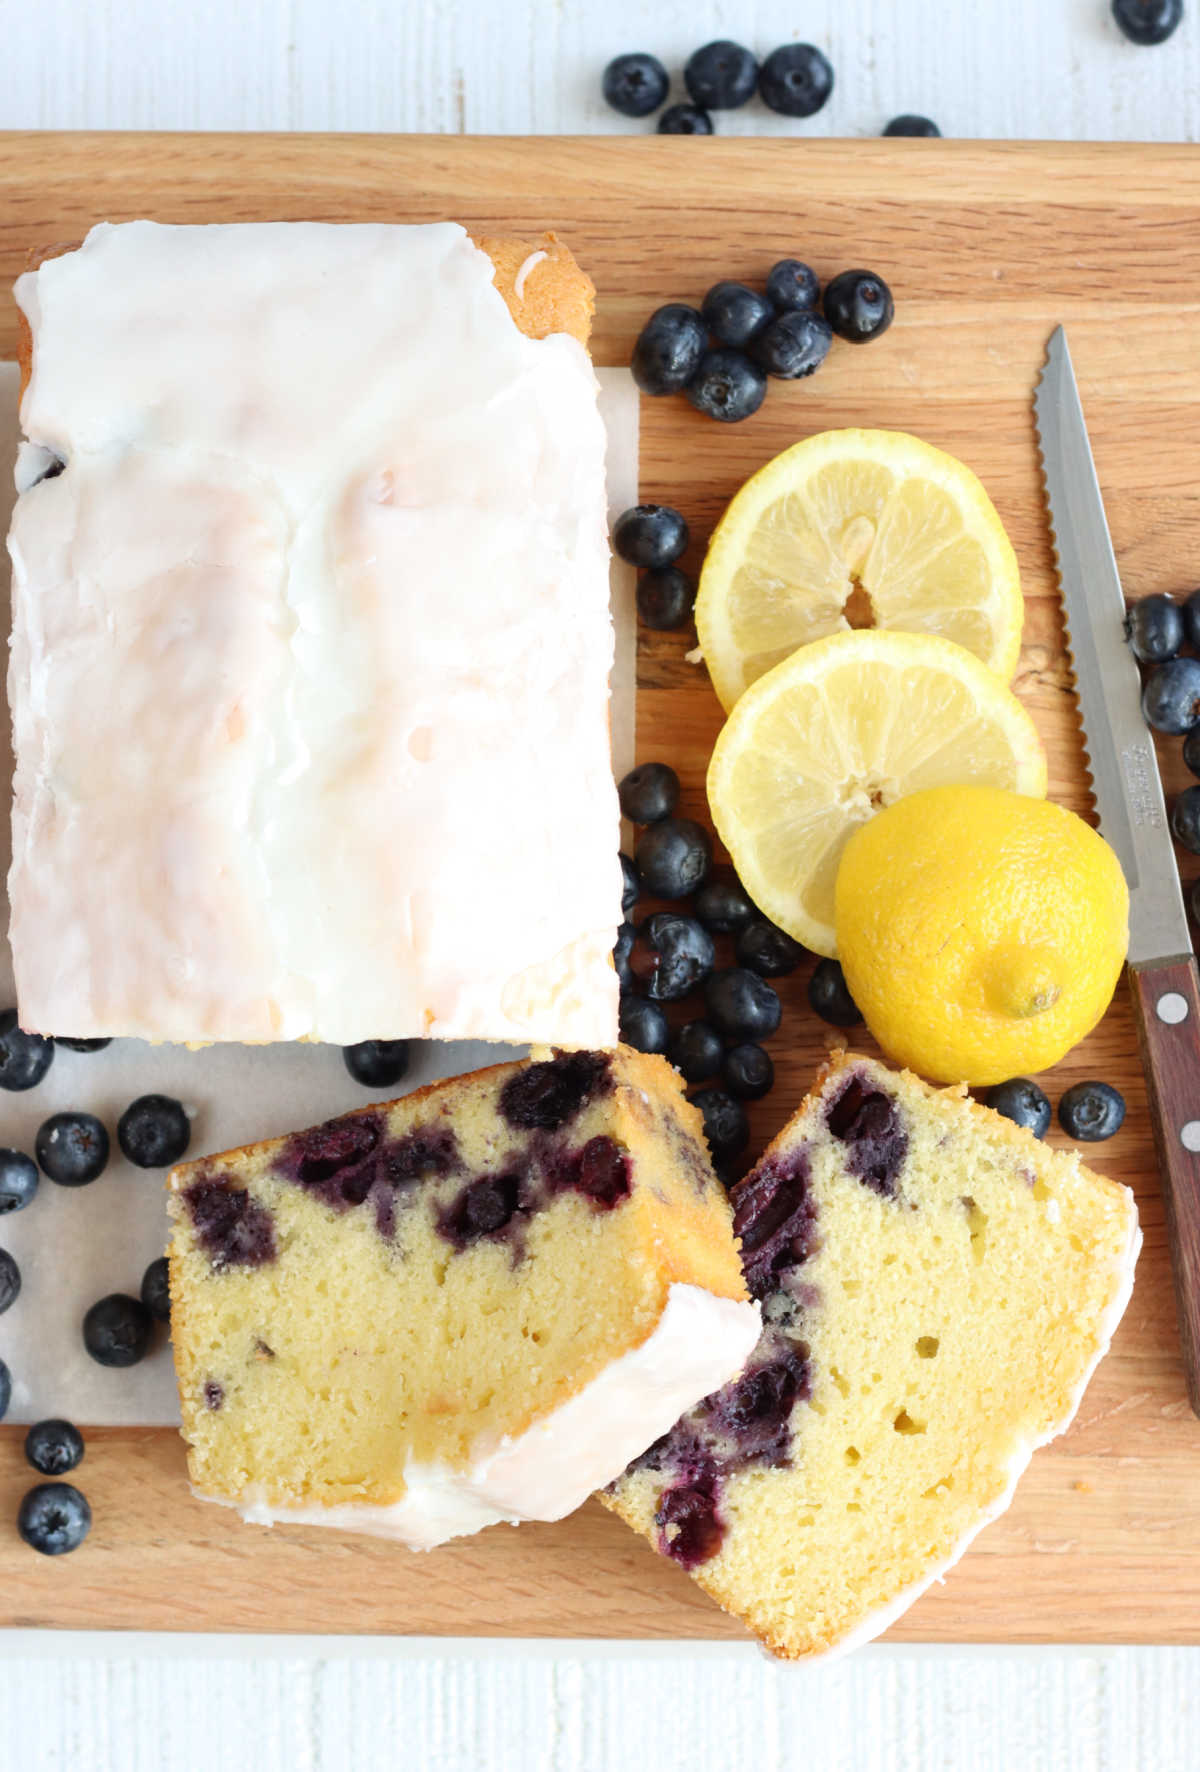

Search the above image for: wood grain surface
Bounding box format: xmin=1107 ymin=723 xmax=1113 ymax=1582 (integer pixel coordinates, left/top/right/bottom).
xmin=0 ymin=132 xmax=1198 ymax=1646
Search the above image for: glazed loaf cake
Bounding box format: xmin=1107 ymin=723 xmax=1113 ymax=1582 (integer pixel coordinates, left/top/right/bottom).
xmin=167 ymin=1045 xmax=761 ymax=1549
xmin=9 ymin=221 xmax=620 ymax=1046
xmin=604 ymin=1051 xmax=1140 ymax=1658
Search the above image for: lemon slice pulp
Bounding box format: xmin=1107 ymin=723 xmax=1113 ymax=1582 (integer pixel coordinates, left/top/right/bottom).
xmin=696 ymin=429 xmax=1024 ymax=712
xmin=706 ymin=629 xmax=1047 ymax=958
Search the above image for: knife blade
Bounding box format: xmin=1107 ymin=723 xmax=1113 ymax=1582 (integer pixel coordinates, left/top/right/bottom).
xmin=1035 ymin=323 xmax=1200 ymax=1414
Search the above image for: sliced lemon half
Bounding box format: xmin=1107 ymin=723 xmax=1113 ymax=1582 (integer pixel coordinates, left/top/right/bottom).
xmin=706 ymin=628 xmax=1048 ymax=958
xmin=696 ymin=428 xmax=1024 ymax=712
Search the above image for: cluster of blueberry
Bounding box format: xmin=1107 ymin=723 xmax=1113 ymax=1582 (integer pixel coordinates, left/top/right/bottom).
xmin=602 ymin=39 xmax=838 ymax=135
xmin=612 ymin=504 xmax=694 ymax=632
xmin=986 ymin=1076 xmax=1126 ymax=1142
xmin=1124 ymin=591 xmax=1200 ymax=883
xmin=0 ymin=1025 xmax=192 ymax=1552
xmin=632 ymin=258 xmax=892 ymax=425
xmin=13 ymin=1420 xmax=91 ymax=1556
xmin=614 ymin=760 xmax=862 ymax=1174
xmin=602 ymin=38 xmax=946 ymax=141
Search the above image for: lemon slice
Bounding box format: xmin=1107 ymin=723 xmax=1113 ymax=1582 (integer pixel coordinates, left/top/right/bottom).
xmin=706 ymin=629 xmax=1047 ymax=957
xmin=696 ymin=429 xmax=1024 ymax=712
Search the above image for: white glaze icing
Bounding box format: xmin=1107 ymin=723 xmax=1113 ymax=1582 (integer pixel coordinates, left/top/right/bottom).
xmin=513 ymin=249 xmax=547 ymax=301
xmin=9 ymin=221 xmax=620 ymax=1045
xmin=200 ymin=1283 xmax=763 ymax=1551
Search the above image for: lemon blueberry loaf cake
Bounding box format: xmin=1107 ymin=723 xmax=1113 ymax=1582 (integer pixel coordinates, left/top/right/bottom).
xmin=604 ymin=1051 xmax=1139 ymax=1658
xmin=167 ymin=1046 xmax=761 ymax=1549
xmin=9 ymin=221 xmax=620 ymax=1045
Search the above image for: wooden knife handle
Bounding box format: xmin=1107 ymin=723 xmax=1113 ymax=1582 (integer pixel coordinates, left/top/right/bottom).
xmin=1129 ymin=954 xmax=1200 ymax=1417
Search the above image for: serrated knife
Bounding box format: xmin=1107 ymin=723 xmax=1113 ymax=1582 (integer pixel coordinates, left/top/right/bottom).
xmin=1035 ymin=323 xmax=1200 ymax=1415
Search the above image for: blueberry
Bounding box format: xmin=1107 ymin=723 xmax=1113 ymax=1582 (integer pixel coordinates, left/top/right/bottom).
xmin=184 ymin=1179 xmax=276 ymax=1270
xmin=658 ymin=103 xmax=714 ymax=135
xmin=612 ymin=504 xmax=689 ymax=569
xmin=635 ymin=817 xmax=712 ymax=899
xmin=758 ymin=43 xmax=834 ymax=117
xmin=341 ymin=1041 xmax=411 ymax=1091
xmin=631 ymin=306 xmax=708 ymax=396
xmin=438 ymin=1172 xmax=521 ymax=1249
xmin=808 ymin=958 xmax=862 ymax=1027
xmin=692 ymin=1087 xmax=750 ymax=1164
xmin=141 ymin=1255 xmax=172 ymax=1324
xmin=685 ymin=349 xmax=767 ymax=423
xmin=1184 ymin=727 xmax=1200 ymax=780
xmin=701 ymin=281 xmax=773 ymax=350
xmin=499 ymin=1052 xmax=612 ymax=1133
xmin=1172 ymin=785 xmax=1200 ymax=854
xmin=668 ymin=1020 xmax=725 ymax=1084
xmin=765 ymin=259 xmax=821 ymax=313
xmin=1112 ymin=0 xmax=1182 ymax=44
xmin=884 ymin=113 xmax=941 ymax=137
xmin=635 ymin=913 xmax=716 ymax=1002
xmin=613 ymin=920 xmax=636 ymax=991
xmin=694 ymin=876 xmax=757 ymax=934
xmin=722 ymin=1042 xmax=774 ymax=1100
xmin=752 ymin=309 xmax=833 ymax=380
xmin=1125 ymin=593 xmax=1184 ymax=664
xmin=602 ymin=51 xmax=670 ymax=117
xmin=637 ymin=566 xmax=696 ymax=630
xmin=654 ymin=1478 xmax=724 ymax=1567
xmin=36 ymin=1111 xmax=109 ymax=1187
xmin=0 ymin=1010 xmax=54 ymax=1092
xmin=54 ymin=1038 xmax=112 ymax=1053
xmin=0 ymin=1359 xmax=9 ymax=1421
xmin=1059 ymin=1081 xmax=1126 ymax=1142
xmin=618 ymin=995 xmax=670 ymax=1055
xmin=25 ymin=1419 xmax=85 ymax=1477
xmin=620 ymin=851 xmax=641 ymax=918
xmin=704 ymin=968 xmax=782 ymax=1042
xmin=1185 ymin=588 xmax=1200 ymax=649
xmin=618 ymin=761 xmax=680 ymax=824
xmin=826 ymin=1076 xmax=908 ymax=1197
xmin=1142 ymin=657 xmax=1200 ymax=734
xmin=82 ymin=1293 xmax=154 ymax=1367
xmin=684 ymin=40 xmax=758 ymax=110
xmin=0 ymin=1247 xmax=20 ymax=1315
xmin=735 ymin=919 xmax=805 ymax=978
xmin=117 ymin=1093 xmax=192 ymax=1167
xmin=986 ymin=1077 xmax=1052 ymax=1138
xmin=824 ymin=270 xmax=894 ymax=343
xmin=18 ymin=1482 xmax=91 ymax=1556
xmin=0 ymin=1149 xmax=38 ymax=1214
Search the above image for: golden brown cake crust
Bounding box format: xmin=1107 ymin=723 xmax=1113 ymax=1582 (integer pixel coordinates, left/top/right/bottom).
xmin=16 ymin=229 xmax=594 ymax=398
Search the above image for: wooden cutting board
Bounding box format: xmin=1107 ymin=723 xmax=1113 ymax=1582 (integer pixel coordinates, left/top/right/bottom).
xmin=0 ymin=132 xmax=1197 ymax=1646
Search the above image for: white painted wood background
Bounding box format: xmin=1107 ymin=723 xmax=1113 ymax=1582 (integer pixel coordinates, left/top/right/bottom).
xmin=4 ymin=0 xmax=1200 ymax=1767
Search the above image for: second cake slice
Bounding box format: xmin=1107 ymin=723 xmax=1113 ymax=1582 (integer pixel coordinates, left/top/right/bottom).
xmin=604 ymin=1051 xmax=1140 ymax=1657
xmin=168 ymin=1045 xmax=760 ymax=1548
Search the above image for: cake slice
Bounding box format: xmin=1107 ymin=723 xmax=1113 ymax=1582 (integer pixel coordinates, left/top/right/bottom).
xmin=167 ymin=1045 xmax=761 ymax=1549
xmin=9 ymin=220 xmax=619 ymax=1046
xmin=604 ymin=1051 xmax=1140 ymax=1658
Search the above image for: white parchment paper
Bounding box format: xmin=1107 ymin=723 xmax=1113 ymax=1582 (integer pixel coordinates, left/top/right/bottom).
xmin=0 ymin=361 xmax=639 ymax=1426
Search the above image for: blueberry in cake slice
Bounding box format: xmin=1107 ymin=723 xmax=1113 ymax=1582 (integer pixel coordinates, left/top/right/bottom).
xmin=168 ymin=1046 xmax=760 ymax=1549
xmin=604 ymin=1051 xmax=1140 ymax=1658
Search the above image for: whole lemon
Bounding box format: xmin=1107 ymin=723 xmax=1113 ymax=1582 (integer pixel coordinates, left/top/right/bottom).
xmin=834 ymin=785 xmax=1129 ymax=1087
